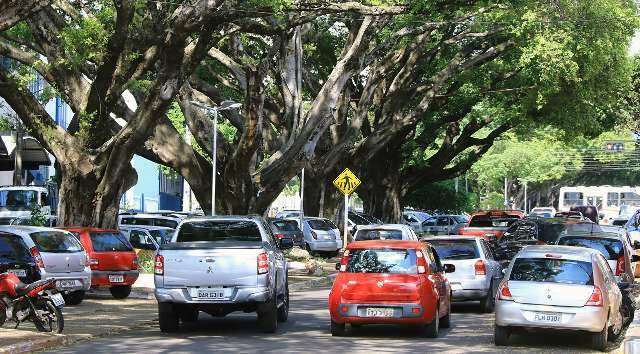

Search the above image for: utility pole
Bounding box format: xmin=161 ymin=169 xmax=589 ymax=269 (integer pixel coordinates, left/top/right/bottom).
xmin=299 ymin=169 xmax=305 ymax=235
xmin=504 ymin=177 xmax=508 ymax=209
xmin=13 ymin=125 xmax=22 ymax=186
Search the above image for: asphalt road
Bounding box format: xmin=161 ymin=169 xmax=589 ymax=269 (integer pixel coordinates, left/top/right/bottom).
xmin=49 ymin=287 xmax=623 ymax=354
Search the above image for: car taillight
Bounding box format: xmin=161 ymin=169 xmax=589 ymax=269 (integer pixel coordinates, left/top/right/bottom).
xmin=474 ymin=260 xmax=486 ymax=275
xmin=82 ymin=253 xmax=90 ymax=266
xmin=339 ymin=250 xmax=350 ymax=272
xmin=536 ymin=240 xmax=546 ymax=245
xmin=585 ymin=286 xmax=603 ymax=307
xmin=89 ymin=258 xmax=99 ymax=270
xmin=257 ymin=252 xmax=269 ymax=274
xmin=132 ymin=256 xmax=139 ymax=270
xmin=416 ymin=250 xmax=427 ymax=274
xmin=275 ymin=233 xmax=285 ymax=240
xmin=497 ymin=281 xmax=513 ymax=301
xmin=154 ymin=255 xmax=164 ymax=275
xmin=311 ymin=231 xmax=318 ymax=240
xmin=616 ymin=255 xmax=625 ymax=276
xmin=30 ymin=247 xmax=45 ymax=269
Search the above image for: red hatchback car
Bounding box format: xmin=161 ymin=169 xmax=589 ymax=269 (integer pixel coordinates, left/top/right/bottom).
xmin=64 ymin=228 xmax=139 ymax=299
xmin=329 ymin=240 xmax=453 ymax=337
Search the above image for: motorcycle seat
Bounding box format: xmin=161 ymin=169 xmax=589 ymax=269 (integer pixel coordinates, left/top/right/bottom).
xmin=15 ymin=279 xmax=53 ymax=297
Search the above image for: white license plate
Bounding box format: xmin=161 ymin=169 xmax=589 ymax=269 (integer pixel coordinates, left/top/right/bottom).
xmin=197 ymin=289 xmax=226 ymax=299
xmin=57 ymin=279 xmax=80 ymax=289
xmin=451 ymin=283 xmax=463 ymax=291
xmin=8 ymin=269 xmax=26 ymax=277
xmin=50 ymin=293 xmax=65 ymax=307
xmin=109 ymin=275 xmax=124 ymax=283
xmin=533 ymin=312 xmax=561 ymax=323
xmin=365 ymin=308 xmax=394 ymax=317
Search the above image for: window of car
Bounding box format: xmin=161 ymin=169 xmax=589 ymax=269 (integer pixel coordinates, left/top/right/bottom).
xmin=149 ymin=229 xmax=173 ymax=245
xmin=354 ymin=229 xmax=403 ymax=241
xmin=403 ymin=214 xmax=418 ymax=223
xmin=422 ymin=218 xmax=436 ymax=227
xmin=346 ymin=248 xmax=417 ymax=274
xmin=30 ymin=231 xmax=84 ymax=253
xmin=90 ymin=232 xmax=133 ymax=252
xmin=428 ymin=239 xmax=479 ymax=260
xmin=308 ymin=219 xmax=336 ymax=231
xmin=509 ymin=258 xmax=594 ymax=285
xmin=557 ymin=236 xmax=624 ymax=261
xmin=425 ymin=247 xmax=440 ymax=272
xmin=175 ymin=221 xmax=263 ymax=244
xmin=0 ymin=234 xmax=33 ymax=263
xmin=436 ymin=217 xmax=452 ymax=227
xmin=271 ymin=220 xmax=300 ymax=232
xmin=453 ymin=215 xmax=468 ymax=224
xmin=594 ymin=254 xmax=615 ymax=284
xmin=469 ymin=215 xmax=520 ymax=227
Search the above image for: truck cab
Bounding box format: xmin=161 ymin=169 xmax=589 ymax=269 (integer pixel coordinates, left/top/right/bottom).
xmin=0 ymin=186 xmax=51 ymax=225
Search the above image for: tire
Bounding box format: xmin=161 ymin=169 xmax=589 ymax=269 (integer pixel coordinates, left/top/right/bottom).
xmin=331 ymin=320 xmax=346 ymax=336
xmin=63 ymin=290 xmax=85 ymax=306
xmin=179 ymin=309 xmax=199 ymax=323
xmin=440 ymin=300 xmax=451 ymax=329
xmin=277 ymin=281 xmax=289 ymax=323
xmin=33 ymin=300 xmax=64 ymax=334
xmin=423 ymin=306 xmax=439 ymax=338
xmin=494 ymin=325 xmax=510 ymax=346
xmin=158 ymin=303 xmax=179 ymax=333
xmin=591 ymin=323 xmax=609 ymax=352
xmin=257 ymin=297 xmax=278 ymax=333
xmin=110 ymin=285 xmax=132 ymax=299
xmin=479 ymin=282 xmax=495 ymax=313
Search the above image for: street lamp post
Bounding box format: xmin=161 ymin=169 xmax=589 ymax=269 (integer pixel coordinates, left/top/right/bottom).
xmin=190 ymin=100 xmax=242 ymax=216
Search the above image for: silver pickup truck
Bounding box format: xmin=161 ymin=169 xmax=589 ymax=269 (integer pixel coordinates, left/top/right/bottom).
xmin=154 ymin=216 xmax=293 ymax=333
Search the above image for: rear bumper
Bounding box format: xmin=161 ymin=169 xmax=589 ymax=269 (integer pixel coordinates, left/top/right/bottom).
xmin=495 ymin=300 xmax=607 ymax=332
xmin=41 ymin=269 xmax=92 ymax=292
xmin=449 ymin=277 xmax=490 ymax=300
xmin=308 ymin=240 xmax=339 ymax=251
xmin=331 ymin=302 xmax=433 ymax=324
xmin=155 ymin=285 xmax=271 ymax=304
xmin=91 ymin=270 xmax=139 ymax=286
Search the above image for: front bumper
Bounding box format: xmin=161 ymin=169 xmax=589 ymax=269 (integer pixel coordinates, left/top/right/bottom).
xmin=332 ymin=302 xmax=432 ymax=324
xmin=155 ymin=285 xmax=271 ymax=304
xmin=91 ymin=270 xmax=139 ymax=287
xmin=495 ymin=300 xmax=607 ymax=333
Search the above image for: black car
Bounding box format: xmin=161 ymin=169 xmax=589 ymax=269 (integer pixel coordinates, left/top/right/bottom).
xmin=268 ymin=218 xmax=304 ymax=247
xmin=0 ymin=232 xmax=40 ymax=283
xmin=493 ymin=217 xmax=592 ymax=262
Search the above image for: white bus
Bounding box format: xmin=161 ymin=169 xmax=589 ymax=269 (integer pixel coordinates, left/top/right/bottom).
xmin=558 ymin=186 xmax=640 ymax=224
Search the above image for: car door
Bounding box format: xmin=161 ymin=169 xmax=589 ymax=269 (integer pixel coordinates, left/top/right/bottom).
xmin=595 ymin=254 xmax=622 ymax=321
xmin=260 ymin=219 xmax=286 ymax=296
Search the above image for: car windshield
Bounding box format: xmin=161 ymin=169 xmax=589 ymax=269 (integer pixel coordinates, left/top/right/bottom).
xmin=30 ymin=231 xmax=83 ymax=253
xmin=0 ymin=234 xmax=32 ymax=263
xmin=90 ymin=232 xmax=133 ymax=252
xmin=469 ymin=216 xmax=520 ymax=227
xmin=347 ymin=248 xmax=417 ymax=274
xmin=429 ymin=240 xmax=479 ymax=260
xmin=149 ymin=229 xmax=173 ymax=244
xmin=359 ymin=214 xmax=382 ymax=224
xmin=453 ymin=216 xmax=468 ymax=224
xmin=510 ymin=258 xmax=594 ymax=285
xmin=271 ymin=220 xmax=300 ymax=232
xmin=349 ymin=213 xmax=371 ymax=225
xmin=557 ymin=236 xmax=624 ymax=260
xmin=308 ymin=219 xmax=336 ymax=231
xmin=0 ymin=190 xmax=38 ymax=212
xmin=176 ymin=221 xmax=262 ymax=243
xmin=354 ymin=229 xmax=403 ymax=241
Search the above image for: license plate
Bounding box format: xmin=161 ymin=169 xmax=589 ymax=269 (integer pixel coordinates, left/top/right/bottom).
xmin=189 ymin=288 xmax=228 ymax=300
xmin=8 ymin=269 xmax=26 ymax=277
xmin=451 ymin=283 xmax=463 ymax=291
xmin=57 ymin=279 xmax=80 ymax=289
xmin=50 ymin=293 xmax=65 ymax=307
xmin=365 ymin=308 xmax=394 ymax=317
xmin=109 ymin=275 xmax=124 ymax=283
xmin=533 ymin=312 xmax=561 ymax=323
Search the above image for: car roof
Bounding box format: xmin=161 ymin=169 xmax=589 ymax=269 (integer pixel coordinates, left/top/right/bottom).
xmin=117 ymin=225 xmax=173 ymax=231
xmin=422 ymin=235 xmax=480 ymax=241
xmin=61 ymin=227 xmax=118 ymax=233
xmin=0 ymin=226 xmax=64 ymax=235
xmin=355 ymin=224 xmax=409 ymax=231
xmin=119 ymin=213 xmax=180 ymax=220
xmin=347 ymin=240 xmax=423 ymax=249
xmin=471 ymin=210 xmax=524 ymax=217
xmin=516 ymin=245 xmax=600 ymax=261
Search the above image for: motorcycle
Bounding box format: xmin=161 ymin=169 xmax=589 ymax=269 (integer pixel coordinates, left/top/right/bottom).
xmin=0 ymin=272 xmax=65 ymax=333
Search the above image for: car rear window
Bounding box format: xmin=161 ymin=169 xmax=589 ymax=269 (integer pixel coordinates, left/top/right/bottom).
xmin=176 ymin=221 xmax=262 ymax=243
xmin=149 ymin=230 xmax=173 ymax=245
xmin=271 ymin=220 xmax=300 ymax=232
xmin=557 ymin=237 xmax=624 ymax=260
xmin=0 ymin=234 xmax=32 ymax=262
xmin=469 ymin=216 xmax=520 ymax=227
xmin=510 ymin=258 xmax=593 ymax=285
xmin=613 ymin=220 xmax=627 ymax=226
xmin=354 ymin=229 xmax=403 ymax=241
xmin=30 ymin=231 xmax=83 ymax=253
xmin=89 ymin=232 xmax=133 ymax=252
xmin=308 ymin=219 xmax=336 ymax=231
xmin=429 ymin=240 xmax=480 ymax=260
xmin=347 ymin=249 xmax=417 ymax=274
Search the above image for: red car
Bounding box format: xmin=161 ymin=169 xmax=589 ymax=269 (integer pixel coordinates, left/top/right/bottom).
xmin=329 ymin=240 xmax=453 ymax=337
xmin=64 ymin=228 xmax=139 ymax=299
xmin=457 ymin=210 xmax=525 ymax=241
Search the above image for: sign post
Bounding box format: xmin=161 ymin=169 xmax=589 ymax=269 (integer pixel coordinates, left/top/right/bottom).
xmin=333 ymin=168 xmax=362 ymax=250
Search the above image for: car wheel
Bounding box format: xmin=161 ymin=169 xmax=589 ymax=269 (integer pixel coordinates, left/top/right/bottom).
xmin=494 ymin=325 xmax=510 ymax=346
xmin=277 ymin=281 xmax=289 ymax=322
xmin=591 ymin=322 xmax=609 ymax=352
xmin=331 ymin=320 xmax=346 ymax=336
xmin=423 ymin=305 xmax=439 ymax=338
xmin=109 ymin=285 xmax=132 ymax=299
xmin=440 ymin=299 xmax=451 ymax=328
xmin=179 ymin=309 xmax=199 ymax=323
xmin=158 ymin=303 xmax=179 ymax=333
xmin=63 ymin=290 xmax=85 ymax=306
xmin=479 ymin=282 xmax=495 ymax=313
xmin=257 ymin=296 xmax=278 ymax=333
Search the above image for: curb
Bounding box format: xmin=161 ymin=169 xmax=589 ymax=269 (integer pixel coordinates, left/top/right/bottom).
xmin=290 ymin=273 xmax=337 ymax=291
xmin=0 ymin=334 xmax=67 ymax=354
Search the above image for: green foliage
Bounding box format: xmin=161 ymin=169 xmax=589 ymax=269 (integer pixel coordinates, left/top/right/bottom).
xmin=28 ymin=204 xmax=48 ymax=227
xmin=404 ymin=180 xmax=476 ymax=213
xmin=60 ymin=3 xmax=114 ymax=66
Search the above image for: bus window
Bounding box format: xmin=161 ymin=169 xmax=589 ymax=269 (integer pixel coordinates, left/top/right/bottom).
xmin=621 ymin=192 xmax=640 ymax=207
xmin=607 ymin=192 xmax=619 ymax=207
xmin=563 ymin=192 xmax=584 ymax=207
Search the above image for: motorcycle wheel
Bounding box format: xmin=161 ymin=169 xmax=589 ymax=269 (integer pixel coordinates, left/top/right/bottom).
xmin=32 ymin=300 xmax=64 ymax=334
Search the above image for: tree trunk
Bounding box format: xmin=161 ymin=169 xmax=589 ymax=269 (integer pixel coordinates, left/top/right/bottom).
xmin=360 ymin=145 xmax=403 ymax=223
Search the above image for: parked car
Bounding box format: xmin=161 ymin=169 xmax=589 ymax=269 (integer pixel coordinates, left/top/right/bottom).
xmin=329 ymin=240 xmax=453 ymax=337
xmin=347 ymin=211 xmax=382 ymax=234
xmin=267 ymin=218 xmax=304 ymax=247
xmin=64 ymin=228 xmax=139 ymax=299
xmin=119 ymin=225 xmax=174 ymax=251
xmin=495 ymin=245 xmax=624 ymax=351
xmin=287 ymin=217 xmax=341 ymax=254
xmin=353 ymin=224 xmax=418 ymax=241
xmin=425 ymin=236 xmax=503 ymax=312
xmin=275 ymin=210 xmax=301 ymax=219
xmin=529 ymin=207 xmax=557 ymax=218
xmin=0 ymin=226 xmax=91 ymax=305
xmin=118 ymin=213 xmax=181 ymax=229
xmin=402 ymin=210 xmax=432 ymax=233
xmin=612 ymin=205 xmax=640 ymax=227
xmin=457 ymin=210 xmax=525 ymax=242
xmin=0 ymin=232 xmax=40 ymax=284
xmin=154 ymin=216 xmax=293 ymax=333
xmin=421 ymin=215 xmax=468 ymax=236
xmin=493 ymin=217 xmax=586 ymax=262
xmin=556 ymin=232 xmax=639 ymax=283
xmin=555 ymin=211 xmax=586 ymax=220
xmin=570 ymin=205 xmax=600 ymax=224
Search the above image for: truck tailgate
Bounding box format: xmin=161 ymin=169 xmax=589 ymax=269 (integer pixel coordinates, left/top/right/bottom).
xmin=162 ymin=248 xmax=262 ymax=287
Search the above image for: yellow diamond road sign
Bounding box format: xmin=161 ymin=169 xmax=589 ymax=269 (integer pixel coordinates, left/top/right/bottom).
xmin=333 ymin=168 xmax=361 ymax=195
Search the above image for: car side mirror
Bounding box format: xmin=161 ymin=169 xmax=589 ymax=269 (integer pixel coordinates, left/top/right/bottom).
xmin=278 ymin=237 xmax=294 ymax=250
xmin=443 ymin=264 xmax=455 ymax=273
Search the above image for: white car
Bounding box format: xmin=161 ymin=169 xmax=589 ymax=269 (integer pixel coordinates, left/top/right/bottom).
xmin=353 ymin=224 xmax=418 ymax=241
xmin=402 ymin=210 xmax=432 ymax=233
xmin=118 ymin=213 xmax=181 ymax=229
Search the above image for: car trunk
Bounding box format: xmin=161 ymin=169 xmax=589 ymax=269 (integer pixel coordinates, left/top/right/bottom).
xmin=29 ymin=231 xmax=86 ymax=273
xmin=508 ymin=281 xmax=594 ymax=307
xmin=341 ymin=273 xmax=422 ymax=302
xmin=441 ymin=258 xmax=481 ymax=281
xmin=89 ymin=232 xmax=136 ymax=271
xmin=42 ymin=252 xmax=86 ymax=273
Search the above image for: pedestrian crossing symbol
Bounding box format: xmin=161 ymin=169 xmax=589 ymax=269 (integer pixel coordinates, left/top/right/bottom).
xmin=333 ymin=168 xmax=361 ymax=195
